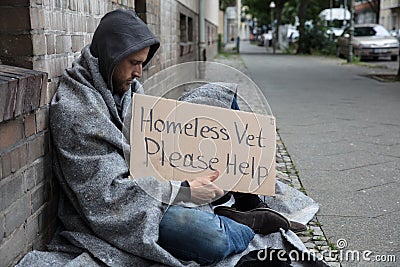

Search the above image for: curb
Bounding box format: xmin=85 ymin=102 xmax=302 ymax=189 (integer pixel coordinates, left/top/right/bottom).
xmin=214 ymin=51 xmax=342 ymax=267
xmin=276 ymin=132 xmax=341 ymax=267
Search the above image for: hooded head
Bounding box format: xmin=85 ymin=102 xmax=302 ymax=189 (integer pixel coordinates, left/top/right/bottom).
xmin=90 ymin=9 xmax=160 ymax=92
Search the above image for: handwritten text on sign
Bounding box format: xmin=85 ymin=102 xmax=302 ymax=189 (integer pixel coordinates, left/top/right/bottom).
xmin=130 ymin=94 xmax=276 ymax=195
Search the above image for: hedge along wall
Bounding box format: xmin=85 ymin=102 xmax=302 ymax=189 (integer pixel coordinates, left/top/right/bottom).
xmin=0 ymin=1 xmax=140 ymax=266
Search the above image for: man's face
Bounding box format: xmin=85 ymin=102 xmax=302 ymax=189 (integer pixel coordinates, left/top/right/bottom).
xmin=112 ymin=46 xmax=150 ymax=94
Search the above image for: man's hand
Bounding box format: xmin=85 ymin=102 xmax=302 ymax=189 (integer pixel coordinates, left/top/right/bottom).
xmin=188 ymin=170 xmax=224 ymax=204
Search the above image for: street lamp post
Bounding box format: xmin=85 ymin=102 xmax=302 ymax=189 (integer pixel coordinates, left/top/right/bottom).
xmin=270 ymin=1 xmax=276 ymax=54
xmin=347 ymin=0 xmax=354 ymax=62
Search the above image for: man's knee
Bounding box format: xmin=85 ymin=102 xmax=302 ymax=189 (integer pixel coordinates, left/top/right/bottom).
xmin=204 ymin=232 xmax=232 ymax=263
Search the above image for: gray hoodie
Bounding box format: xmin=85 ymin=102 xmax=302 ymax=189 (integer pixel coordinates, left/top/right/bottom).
xmin=17 ymin=9 xmax=327 ymax=267
xmin=48 ymin=9 xmax=188 ymax=266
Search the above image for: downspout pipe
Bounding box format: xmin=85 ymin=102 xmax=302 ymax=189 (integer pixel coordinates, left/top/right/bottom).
xmin=199 ymin=0 xmax=206 ymax=61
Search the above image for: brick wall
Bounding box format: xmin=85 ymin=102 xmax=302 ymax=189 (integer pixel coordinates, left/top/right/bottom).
xmin=0 ymin=65 xmax=54 ymax=267
xmin=0 ymin=1 xmax=136 ymax=266
xmin=0 ymin=1 xmax=219 ymax=265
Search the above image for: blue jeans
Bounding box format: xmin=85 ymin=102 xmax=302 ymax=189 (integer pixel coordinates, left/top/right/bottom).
xmin=159 ymin=206 xmax=255 ymax=265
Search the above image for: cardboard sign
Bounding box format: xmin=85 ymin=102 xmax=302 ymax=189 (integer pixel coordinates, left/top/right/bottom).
xmin=130 ymin=94 xmax=276 ymax=195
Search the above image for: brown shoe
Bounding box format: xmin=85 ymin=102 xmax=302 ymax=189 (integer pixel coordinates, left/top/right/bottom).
xmin=214 ymin=206 xmax=290 ymax=235
xmin=289 ymin=221 xmax=307 ymax=233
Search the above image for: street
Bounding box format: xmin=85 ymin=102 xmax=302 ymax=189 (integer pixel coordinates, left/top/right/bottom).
xmin=239 ymin=41 xmax=400 ymax=266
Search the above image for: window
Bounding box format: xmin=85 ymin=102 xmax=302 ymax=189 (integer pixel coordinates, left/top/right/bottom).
xmin=180 ymin=13 xmax=194 ymax=56
xmin=180 ymin=14 xmax=187 ymax=43
xmin=188 ymin=17 xmax=193 ymax=42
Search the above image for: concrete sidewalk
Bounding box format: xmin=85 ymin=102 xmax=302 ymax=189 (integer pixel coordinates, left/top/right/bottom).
xmin=214 ymin=43 xmax=342 ymax=267
xmin=215 ymin=40 xmax=399 ymax=267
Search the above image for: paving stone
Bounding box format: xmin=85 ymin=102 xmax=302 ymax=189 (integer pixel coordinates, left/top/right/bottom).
xmin=300 ymin=236 xmax=312 ymax=243
xmin=311 ymin=226 xmax=324 ymax=236
xmin=327 ymin=262 xmax=341 ymax=267
xmin=305 ymin=242 xmax=315 ymax=249
xmin=314 ymin=241 xmax=328 ymax=246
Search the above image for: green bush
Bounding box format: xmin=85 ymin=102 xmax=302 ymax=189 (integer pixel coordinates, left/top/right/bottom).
xmin=301 ymin=23 xmax=336 ymax=56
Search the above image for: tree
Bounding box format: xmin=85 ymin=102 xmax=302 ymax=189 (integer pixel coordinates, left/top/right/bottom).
xmin=297 ymin=0 xmax=310 ymax=54
xmin=365 ymin=0 xmax=380 ymax=24
xmin=220 ymin=0 xmax=236 ymax=10
xmin=397 ymin=61 xmax=400 ymax=80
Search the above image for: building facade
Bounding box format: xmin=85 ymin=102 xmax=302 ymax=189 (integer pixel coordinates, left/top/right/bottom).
xmin=380 ymin=0 xmax=400 ymax=31
xmin=0 ymin=1 xmax=219 ymax=266
xmin=355 ymin=0 xmax=378 ymax=24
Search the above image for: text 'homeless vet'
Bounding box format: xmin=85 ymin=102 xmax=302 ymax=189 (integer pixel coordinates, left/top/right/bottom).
xmin=141 ymin=107 xmax=270 ymax=186
xmin=130 ymin=94 xmax=276 ymax=194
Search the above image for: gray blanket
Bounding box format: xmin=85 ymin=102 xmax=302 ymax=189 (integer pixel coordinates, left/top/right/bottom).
xmin=16 ymin=47 xmax=328 ymax=267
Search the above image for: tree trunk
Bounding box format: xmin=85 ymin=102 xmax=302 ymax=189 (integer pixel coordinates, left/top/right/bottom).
xmin=366 ymin=0 xmax=380 ymax=24
xmin=275 ymin=0 xmax=285 ymax=49
xmin=297 ymin=0 xmax=310 ymax=54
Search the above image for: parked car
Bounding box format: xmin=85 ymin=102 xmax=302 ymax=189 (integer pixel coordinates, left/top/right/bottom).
xmin=336 ymin=24 xmax=399 ymax=61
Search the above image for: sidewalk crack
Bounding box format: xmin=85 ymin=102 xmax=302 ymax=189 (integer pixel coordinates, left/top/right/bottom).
xmin=356 ymin=181 xmax=398 ymax=192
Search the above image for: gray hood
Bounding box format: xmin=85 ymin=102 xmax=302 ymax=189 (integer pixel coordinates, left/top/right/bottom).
xmin=90 ymin=9 xmax=160 ymax=92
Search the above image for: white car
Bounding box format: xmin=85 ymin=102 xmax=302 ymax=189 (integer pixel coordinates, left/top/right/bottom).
xmin=337 ymin=24 xmax=399 ymax=61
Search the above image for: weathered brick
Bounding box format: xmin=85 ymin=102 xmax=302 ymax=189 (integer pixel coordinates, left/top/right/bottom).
xmin=35 ymin=107 xmax=49 ymax=133
xmin=25 ymin=213 xmax=39 ymax=245
xmin=0 ymin=65 xmax=47 ymax=116
xmin=1 ymin=152 xmax=12 ymax=178
xmin=30 ymin=7 xmax=45 ymax=30
xmin=0 ymin=0 xmax=29 ymax=6
xmin=14 ymin=77 xmax=28 ymax=117
xmin=17 ymin=143 xmax=28 ymax=171
xmin=52 ymin=57 xmax=65 ymax=77
xmin=23 ymin=156 xmax=50 ymax=194
xmin=87 ymin=16 xmax=97 ymax=32
xmin=0 ymin=157 xmax=2 ymax=179
xmin=0 ymin=58 xmax=33 ymax=71
xmin=35 ymin=151 xmax=47 ymax=185
xmin=69 ymin=0 xmax=77 ymax=11
xmin=46 ymin=34 xmax=55 ymax=54
xmin=0 ymin=80 xmax=8 ymax=122
xmin=0 ymin=7 xmax=30 ymax=32
xmin=0 ymin=213 xmax=4 ymax=243
xmin=23 ymin=165 xmax=36 ymax=192
xmin=2 ymin=78 xmax=17 ymax=121
xmin=33 ymin=0 xmax=44 ymax=5
xmin=32 ymin=33 xmax=47 ymax=56
xmin=24 ymin=112 xmax=36 ymax=138
xmin=4 ymin=194 xmax=30 ymax=237
xmin=22 ymin=75 xmax=35 ymax=114
xmin=45 ymin=81 xmax=57 ymax=105
xmin=0 ymin=174 xmax=23 ymax=212
xmin=32 ymin=59 xmax=48 ymax=78
xmin=0 ymin=117 xmax=24 ymax=151
xmin=31 ymin=182 xmax=49 ymax=213
xmin=39 ymin=75 xmax=49 ymax=107
xmin=31 ymin=74 xmax=42 ymax=111
xmin=0 ymin=34 xmax=33 ymax=58
xmin=0 ymin=225 xmax=26 ymax=267
xmin=27 ymin=133 xmax=47 ymax=163
xmin=55 ymin=35 xmax=65 ymax=54
xmin=1 ymin=143 xmax=27 ymax=177
xmin=71 ymin=34 xmax=84 ymax=52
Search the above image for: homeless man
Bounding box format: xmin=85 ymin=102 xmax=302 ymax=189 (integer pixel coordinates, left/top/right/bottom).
xmin=48 ymin=9 xmax=300 ymax=266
